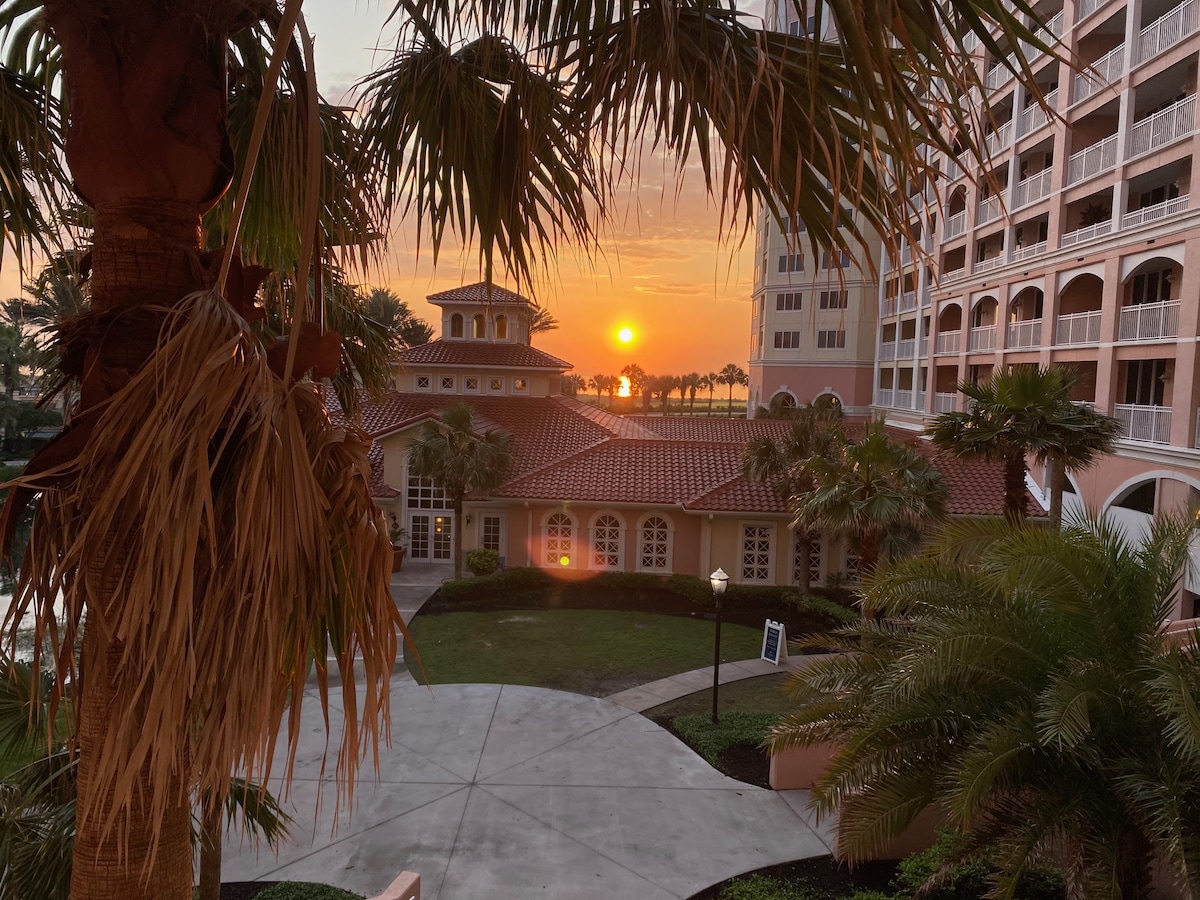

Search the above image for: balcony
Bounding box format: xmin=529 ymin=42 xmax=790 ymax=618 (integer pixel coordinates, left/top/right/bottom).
xmin=933 ymin=392 xmax=958 ymax=413
xmin=985 ymin=121 xmax=1013 ymax=156
xmin=1061 ymin=219 xmax=1113 ymax=247
xmin=936 ymin=330 xmax=962 ymax=354
xmin=1017 ymin=90 xmax=1058 ymax=137
xmin=1135 ymin=0 xmax=1199 ymax=65
xmin=897 ymin=337 xmax=918 ymax=359
xmin=1115 ymin=403 xmax=1172 ymax=444
xmin=986 ymin=61 xmax=1015 ymax=90
xmin=944 ymin=210 xmax=967 ymax=239
xmin=943 ymin=264 xmax=968 ymax=281
xmin=879 ymin=341 xmax=897 ymax=360
xmin=975 ymin=254 xmax=1006 ymax=273
xmin=1055 ymin=309 xmax=1102 ymax=344
xmin=900 ymin=291 xmax=918 ymax=312
xmin=1066 ymin=133 xmax=1118 ymax=186
xmin=969 ymin=325 xmax=997 ymax=351
xmin=876 ymin=388 xmax=894 ymax=408
xmin=1122 ymin=193 xmax=1190 ymax=228
xmin=977 ymin=195 xmax=1002 ymax=225
xmin=1073 ymin=45 xmax=1125 ymax=104
xmin=1014 ymin=168 xmax=1054 ymax=207
xmin=1119 ymin=299 xmax=1180 ymax=341
xmin=895 ymin=389 xmax=915 ymax=409
xmin=942 ymin=157 xmax=963 ymax=182
xmin=1078 ymin=0 xmax=1112 ymax=21
xmin=1012 ymin=240 xmax=1048 ymax=261
xmin=1129 ymin=95 xmax=1196 ymax=159
xmin=1007 ymin=318 xmax=1043 ymax=349
xmin=1020 ymin=12 xmax=1064 ymax=62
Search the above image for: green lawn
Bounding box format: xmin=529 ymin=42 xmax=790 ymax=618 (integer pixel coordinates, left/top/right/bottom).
xmin=406 ymin=609 xmax=764 ymax=696
xmin=646 ymin=672 xmax=795 ymax=719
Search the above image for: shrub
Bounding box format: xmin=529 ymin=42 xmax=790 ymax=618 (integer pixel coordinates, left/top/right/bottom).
xmin=253 ymin=883 xmax=363 ymax=900
xmin=891 ymin=832 xmax=1064 ymax=900
xmin=672 ymin=712 xmax=778 ymax=765
xmin=786 ymin=593 xmax=858 ymax=627
xmin=465 ymin=548 xmax=500 ymax=576
xmin=720 ymin=873 xmax=822 ymax=900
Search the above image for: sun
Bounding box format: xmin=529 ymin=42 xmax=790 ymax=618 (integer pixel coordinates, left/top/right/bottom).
xmin=617 ymin=326 xmax=634 ymax=344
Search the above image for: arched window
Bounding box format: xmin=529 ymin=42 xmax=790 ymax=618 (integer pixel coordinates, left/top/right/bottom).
xmin=544 ymin=512 xmax=576 ymax=568
xmin=495 ymin=315 xmax=508 ymax=339
xmin=590 ymin=513 xmax=623 ymax=569
xmin=450 ymin=313 xmax=464 ymax=338
xmin=638 ymin=515 xmax=672 ymax=571
xmin=473 ymin=314 xmax=486 ymax=338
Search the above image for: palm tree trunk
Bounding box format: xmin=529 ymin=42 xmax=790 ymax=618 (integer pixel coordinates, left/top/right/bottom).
xmin=1048 ymin=457 xmax=1066 ymax=529
xmin=198 ymin=799 xmax=223 ymax=900
xmin=1004 ymin=453 xmax=1028 ymax=521
xmin=727 ymin=383 xmax=733 ymax=415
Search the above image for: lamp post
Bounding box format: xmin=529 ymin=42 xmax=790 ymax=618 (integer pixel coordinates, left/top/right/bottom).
xmin=710 ymin=567 xmax=729 ymax=725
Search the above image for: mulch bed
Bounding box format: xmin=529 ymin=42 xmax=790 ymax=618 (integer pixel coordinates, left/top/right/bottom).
xmin=650 ymin=716 xmax=772 ymax=788
xmin=687 ymin=855 xmax=899 ymax=900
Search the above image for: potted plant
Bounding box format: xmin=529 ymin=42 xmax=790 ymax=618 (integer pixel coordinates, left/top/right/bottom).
xmin=389 ymin=514 xmax=408 ymax=572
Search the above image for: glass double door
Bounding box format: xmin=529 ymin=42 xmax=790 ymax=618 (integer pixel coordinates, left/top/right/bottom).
xmin=409 ymin=513 xmax=453 ymax=562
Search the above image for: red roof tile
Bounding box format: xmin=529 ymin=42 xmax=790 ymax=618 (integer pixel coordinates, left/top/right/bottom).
xmin=367 ymin=443 xmax=399 ymax=499
xmin=629 ymin=416 xmax=793 ymax=443
xmin=399 ymin=340 xmax=572 ymax=370
xmin=427 ymin=282 xmax=535 ymax=307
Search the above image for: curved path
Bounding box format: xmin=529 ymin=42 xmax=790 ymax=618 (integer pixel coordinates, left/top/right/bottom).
xmin=221 ymin=679 xmax=834 ymax=900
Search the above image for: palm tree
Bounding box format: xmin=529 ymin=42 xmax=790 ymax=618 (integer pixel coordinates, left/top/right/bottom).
xmin=529 ymin=306 xmax=560 ymax=340
xmin=562 ymin=373 xmax=586 ymax=396
xmin=928 ymin=366 xmax=1120 ymax=526
xmin=621 ymin=363 xmax=647 ymax=409
xmin=0 ymin=0 xmax=1046 ymax=891
xmin=794 ymin=420 xmax=948 ymax=576
xmin=406 ymin=403 xmax=513 ymax=579
xmin=362 ymin=287 xmax=434 ymax=348
xmin=718 ymin=363 xmax=748 ymax=415
xmin=770 ymin=514 xmax=1200 ymax=898
xmin=703 ymin=372 xmax=719 ymax=415
xmin=682 ymin=372 xmax=701 ymax=413
xmin=740 ymin=404 xmax=844 ymax=591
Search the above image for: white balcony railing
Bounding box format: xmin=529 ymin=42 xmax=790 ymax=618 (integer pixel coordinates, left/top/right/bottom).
xmin=1078 ymin=0 xmax=1112 ymax=21
xmin=943 ymin=265 xmax=968 ymax=281
xmin=1115 ymin=403 xmax=1172 ymax=444
xmin=936 ymin=330 xmax=962 ymax=354
xmin=1061 ymin=219 xmax=1113 ymax=247
xmin=1119 ymin=299 xmax=1180 ymax=341
xmin=878 ymin=341 xmax=897 ymax=360
xmin=1055 ymin=309 xmax=1102 ymax=345
xmin=1012 ymin=241 xmax=1048 ymax=261
xmin=969 ymin=325 xmax=997 ymax=351
xmin=900 ymin=291 xmax=918 ymax=312
xmin=985 ymin=120 xmax=1013 ymax=156
xmin=942 ymin=157 xmax=963 ymax=182
xmin=1066 ymin=133 xmax=1119 ymax=185
xmin=975 ymin=254 xmax=1006 ymax=273
xmin=944 ymin=210 xmax=967 ymax=239
xmin=1129 ymin=94 xmax=1196 ymax=158
xmin=1073 ymin=44 xmax=1125 ymax=104
xmin=1014 ymin=168 xmax=1054 ymax=207
xmin=897 ymin=337 xmax=918 ymax=359
xmin=1018 ymin=90 xmax=1057 ymax=136
xmin=986 ymin=62 xmax=1015 ymax=90
xmin=977 ymin=195 xmax=1002 ymax=225
xmin=896 ymin=389 xmax=915 ymax=409
xmin=1122 ymin=193 xmax=1190 ymax=228
xmin=933 ymin=392 xmax=958 ymax=413
xmin=876 ymin=388 xmax=894 ymax=408
xmin=1007 ymin=318 xmax=1043 ymax=348
xmin=1135 ymin=0 xmax=1199 ymax=64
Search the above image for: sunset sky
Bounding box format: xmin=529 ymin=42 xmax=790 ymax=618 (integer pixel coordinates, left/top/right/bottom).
xmin=0 ymin=0 xmax=766 ymax=383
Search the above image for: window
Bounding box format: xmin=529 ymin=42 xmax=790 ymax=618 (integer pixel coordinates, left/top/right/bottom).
xmin=415 ymin=375 xmax=431 ymax=391
xmin=808 ymin=535 xmax=822 ymax=586
xmin=777 ymin=254 xmax=804 ymax=273
xmin=465 ymin=376 xmax=480 ymax=392
xmin=488 ymin=377 xmax=504 ymax=392
xmin=821 ymin=250 xmax=851 ymax=269
xmin=1123 ymin=358 xmax=1167 ymax=406
xmin=440 ymin=375 xmax=456 ymax=392
xmin=774 ymin=331 xmax=802 ymax=349
xmin=1130 ymin=268 xmax=1172 ymax=305
xmin=741 ymin=525 xmax=773 ymax=582
xmin=638 ymin=516 xmax=671 ymax=571
xmin=495 ymin=315 xmax=508 ymax=339
xmin=450 ymin=314 xmax=464 ymax=338
xmin=817 ymin=330 xmax=846 ymax=349
xmin=844 ymin=548 xmax=860 ymax=583
xmin=513 ymin=377 xmax=529 ymax=392
xmin=545 ymin=512 xmax=575 ymax=567
xmin=473 ymin=314 xmax=486 ymax=338
xmin=819 ymin=290 xmax=848 ymax=309
xmin=482 ymin=515 xmax=502 ymax=552
xmin=590 ymin=514 xmax=622 ymax=569
xmin=781 ymin=216 xmax=806 ymax=234
xmin=776 ymin=292 xmax=802 ymax=311
xmin=793 ymin=532 xmax=822 ymax=586
xmin=407 ymin=474 xmax=449 ymax=509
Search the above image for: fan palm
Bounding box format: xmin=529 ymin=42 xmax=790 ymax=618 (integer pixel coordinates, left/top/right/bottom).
xmin=719 ymin=363 xmax=748 ymax=413
xmin=406 ymin=403 xmax=514 ymax=579
xmin=740 ymin=404 xmax=844 ymax=590
xmin=794 ymin=420 xmax=948 ymax=575
xmin=0 ymin=0 xmax=1048 ymax=893
xmin=927 ymin=366 xmax=1120 ymax=526
xmin=362 ymin=287 xmax=434 ymax=348
xmin=769 ymin=513 xmax=1200 ymax=899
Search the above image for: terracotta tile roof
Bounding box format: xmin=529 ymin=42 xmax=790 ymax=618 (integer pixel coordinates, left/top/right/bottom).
xmin=427 ymin=282 xmax=535 ymax=307
xmin=629 ymin=416 xmax=793 ymax=443
xmin=367 ymin=442 xmax=399 ymax=500
xmin=686 ymin=476 xmax=789 ymax=513
xmin=399 ymin=340 xmax=572 ymax=370
xmin=554 ymin=397 xmax=662 ymax=439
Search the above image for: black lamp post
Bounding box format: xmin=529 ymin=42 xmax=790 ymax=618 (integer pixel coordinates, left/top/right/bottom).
xmin=710 ymin=567 xmax=729 ymax=725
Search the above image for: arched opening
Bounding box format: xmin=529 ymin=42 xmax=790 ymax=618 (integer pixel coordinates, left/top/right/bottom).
xmin=473 ymin=314 xmax=486 ymax=338
xmin=450 ymin=313 xmax=464 ymax=338
xmin=495 ymin=315 xmax=508 ymax=339
xmin=1057 ymin=273 xmax=1103 ymax=345
xmin=543 ymin=511 xmax=577 ymax=568
xmin=968 ymin=296 xmax=998 ymax=351
xmin=1007 ymin=287 xmax=1044 ymax=349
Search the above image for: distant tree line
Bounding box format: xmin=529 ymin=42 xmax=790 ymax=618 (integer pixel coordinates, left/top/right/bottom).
xmin=568 ymin=364 xmax=749 ymax=415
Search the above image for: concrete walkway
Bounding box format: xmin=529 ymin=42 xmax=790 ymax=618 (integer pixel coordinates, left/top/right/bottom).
xmin=221 ymin=679 xmax=833 ymax=899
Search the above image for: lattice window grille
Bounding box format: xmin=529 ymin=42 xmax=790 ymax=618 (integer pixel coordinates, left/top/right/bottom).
xmin=545 ymin=513 xmax=575 ymax=566
xmin=592 ymin=515 xmax=621 ymax=568
xmin=639 ymin=517 xmax=670 ymax=569
xmin=741 ymin=525 xmax=772 ymax=581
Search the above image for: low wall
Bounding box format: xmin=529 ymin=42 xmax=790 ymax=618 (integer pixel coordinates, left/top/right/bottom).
xmin=368 ymin=871 xmax=420 ymax=900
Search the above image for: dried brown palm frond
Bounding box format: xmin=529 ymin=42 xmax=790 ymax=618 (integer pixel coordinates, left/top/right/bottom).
xmin=5 ymin=288 xmax=402 ymax=861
